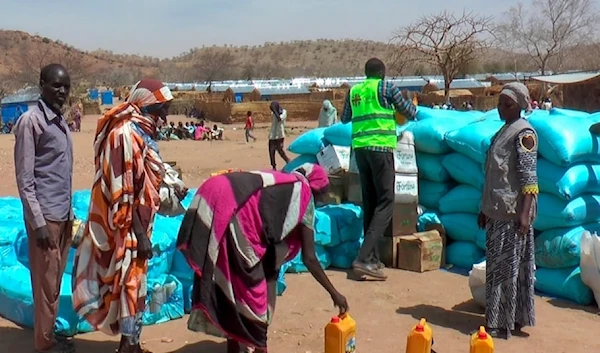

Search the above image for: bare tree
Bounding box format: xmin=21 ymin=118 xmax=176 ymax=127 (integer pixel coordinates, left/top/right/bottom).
xmin=390 ymin=11 xmax=493 ymax=100
xmin=8 ymin=43 xmax=91 ymax=87
xmin=497 ymin=0 xmax=597 ymax=75
xmin=94 ymin=66 xmax=141 ymax=87
xmin=193 ymin=49 xmax=237 ymax=87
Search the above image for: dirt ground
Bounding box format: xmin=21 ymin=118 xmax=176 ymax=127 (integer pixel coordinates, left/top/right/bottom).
xmin=0 ymin=115 xmax=598 ymax=353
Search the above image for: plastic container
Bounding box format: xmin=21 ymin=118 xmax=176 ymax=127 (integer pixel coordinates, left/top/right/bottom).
xmin=324 ymin=313 xmax=356 ymax=353
xmin=406 ymin=318 xmax=433 ymax=353
xmin=210 ymin=168 xmax=241 ymax=177
xmin=470 ymin=326 xmax=494 ymax=353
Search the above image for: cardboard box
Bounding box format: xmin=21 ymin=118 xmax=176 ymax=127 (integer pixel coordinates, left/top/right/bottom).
xmin=394 ymin=132 xmax=418 ymax=174
xmin=394 ymin=173 xmax=418 ymax=203
xmin=317 ymin=145 xmax=351 ymax=175
xmin=391 ymin=202 xmax=418 ymax=235
xmin=348 ymin=134 xmax=417 ymax=175
xmin=378 ymin=235 xmax=402 ymax=268
xmin=321 ymin=174 xmax=345 ymax=205
xmin=424 ymin=223 xmax=447 ymax=266
xmin=397 ymin=230 xmax=444 ymax=273
xmin=345 ymin=172 xmax=362 ymax=204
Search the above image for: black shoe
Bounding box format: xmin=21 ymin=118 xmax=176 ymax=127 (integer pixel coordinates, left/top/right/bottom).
xmin=512 ymin=324 xmax=530 ymax=337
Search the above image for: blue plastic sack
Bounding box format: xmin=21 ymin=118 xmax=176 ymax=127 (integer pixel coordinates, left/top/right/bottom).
xmin=445 ymin=119 xmax=504 ymax=164
xmin=442 ymin=153 xmax=484 ymax=189
xmin=0 ymin=266 xmax=81 ymax=335
xmin=0 ymin=222 xmax=23 ymax=267
xmin=277 ymin=262 xmax=290 ymax=296
xmin=537 ymin=158 xmax=600 ymax=200
xmin=440 ymin=213 xmax=480 ymax=242
xmin=416 ymin=152 xmax=450 ymax=182
xmin=415 ymin=107 xmax=484 ymax=120
xmin=143 ymin=274 xmax=184 ymax=326
xmin=410 ymin=118 xmax=474 ymax=154
xmin=535 ymin=224 xmax=600 ymax=269
xmin=475 ymin=229 xmax=486 ymax=250
xmin=417 ymin=211 xmax=442 ymax=232
xmin=171 ymin=250 xmax=193 ymax=282
xmin=535 ymin=267 xmax=594 ymax=305
xmin=326 ymin=240 xmax=362 ymax=269
xmin=549 ymin=107 xmax=591 ymax=119
xmin=0 ymin=197 xmax=25 ymax=222
xmin=286 ymin=244 xmax=331 ymax=273
xmin=529 ymin=112 xmax=600 ymax=166
xmin=287 ymin=127 xmax=327 ymax=155
xmin=72 ymin=190 xmax=91 ymax=221
xmin=535 ymin=193 xmax=600 ymax=231
xmin=439 ymin=185 xmax=481 ymax=214
xmin=318 ymin=204 xmax=363 ymax=244
xmin=323 ymin=122 xmax=352 ymax=146
xmin=446 ymin=241 xmax=485 ymax=269
xmin=397 ymin=121 xmax=415 ymax=135
xmin=481 ymin=108 xmax=501 ymax=121
xmin=314 ymin=208 xmax=337 ymax=246
xmin=418 ymin=180 xmax=454 ymax=210
xmin=282 ymin=154 xmax=319 ymax=173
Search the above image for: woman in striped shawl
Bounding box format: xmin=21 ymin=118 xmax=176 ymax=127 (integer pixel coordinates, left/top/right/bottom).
xmin=72 ymin=79 xmax=184 ymax=353
xmin=177 ymin=163 xmax=349 ymax=353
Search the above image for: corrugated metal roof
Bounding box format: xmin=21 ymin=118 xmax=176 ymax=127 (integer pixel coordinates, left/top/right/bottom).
xmin=531 ymin=72 xmax=600 ymax=84
xmin=257 ymin=86 xmax=311 ymax=95
xmin=1 ymin=87 xmax=40 ymax=105
xmin=425 ymin=79 xmax=485 ymax=89
xmin=466 ymin=74 xmax=491 ymax=81
xmin=230 ymin=86 xmax=256 ymax=94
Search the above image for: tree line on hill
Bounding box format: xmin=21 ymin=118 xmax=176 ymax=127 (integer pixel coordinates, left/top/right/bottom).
xmin=0 ymin=0 xmax=598 ymax=101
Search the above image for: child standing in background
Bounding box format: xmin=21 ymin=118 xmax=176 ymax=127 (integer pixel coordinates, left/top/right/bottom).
xmin=245 ymin=110 xmax=257 ymax=143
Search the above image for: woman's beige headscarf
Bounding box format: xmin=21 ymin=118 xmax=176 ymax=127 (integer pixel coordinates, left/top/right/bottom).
xmin=500 ymin=82 xmax=532 ymax=113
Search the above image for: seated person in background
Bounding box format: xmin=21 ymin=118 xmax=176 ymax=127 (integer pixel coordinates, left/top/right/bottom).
xmin=211 ymin=124 xmax=224 ymax=140
xmin=176 ymin=121 xmax=192 ymax=139
xmin=194 ymin=121 xmax=210 ymax=140
xmin=185 ymin=122 xmax=195 ymax=136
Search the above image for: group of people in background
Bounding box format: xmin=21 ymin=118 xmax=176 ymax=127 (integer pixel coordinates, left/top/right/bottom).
xmin=158 ymin=120 xmax=224 ymax=141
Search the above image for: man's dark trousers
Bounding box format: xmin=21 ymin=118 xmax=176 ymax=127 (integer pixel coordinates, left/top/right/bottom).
xmin=354 ymin=148 xmax=395 ymax=264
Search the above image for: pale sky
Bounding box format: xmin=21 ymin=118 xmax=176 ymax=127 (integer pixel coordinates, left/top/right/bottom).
xmin=0 ymin=0 xmax=520 ymax=58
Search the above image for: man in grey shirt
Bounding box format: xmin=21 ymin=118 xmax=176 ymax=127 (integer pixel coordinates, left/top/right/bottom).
xmin=14 ymin=64 xmax=74 ymax=353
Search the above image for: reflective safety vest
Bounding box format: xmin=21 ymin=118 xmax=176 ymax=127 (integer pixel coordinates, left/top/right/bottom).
xmin=349 ymin=78 xmax=396 ymax=149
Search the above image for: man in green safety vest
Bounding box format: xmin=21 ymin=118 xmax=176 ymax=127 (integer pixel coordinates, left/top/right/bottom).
xmin=340 ymin=58 xmax=417 ymax=280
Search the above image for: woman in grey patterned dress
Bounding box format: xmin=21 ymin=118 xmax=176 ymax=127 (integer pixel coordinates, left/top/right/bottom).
xmin=478 ymin=82 xmax=538 ymax=339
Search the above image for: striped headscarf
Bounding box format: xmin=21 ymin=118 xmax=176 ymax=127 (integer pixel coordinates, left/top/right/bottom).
xmin=293 ymin=163 xmax=329 ymax=193
xmin=127 ymin=79 xmax=174 ymax=108
xmin=500 ymin=82 xmax=532 ymax=113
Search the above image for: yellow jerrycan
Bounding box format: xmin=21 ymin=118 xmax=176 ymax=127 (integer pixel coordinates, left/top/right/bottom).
xmin=324 ymin=313 xmax=356 ymax=353
xmin=406 ymin=318 xmax=433 ymax=353
xmin=470 ymin=326 xmax=494 ymax=353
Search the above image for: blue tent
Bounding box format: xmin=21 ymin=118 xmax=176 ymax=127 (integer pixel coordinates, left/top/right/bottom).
xmin=1 ymin=87 xmax=40 ymax=124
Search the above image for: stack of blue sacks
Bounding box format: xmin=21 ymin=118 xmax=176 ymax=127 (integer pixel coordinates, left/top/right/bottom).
xmin=281 ymin=118 xmax=444 ymax=278
xmin=405 ymin=108 xmax=488 ymax=269
xmin=283 ymin=124 xmax=366 ymax=274
xmin=437 ymin=107 xmax=600 ymax=305
xmin=0 ymin=190 xmax=192 ymax=336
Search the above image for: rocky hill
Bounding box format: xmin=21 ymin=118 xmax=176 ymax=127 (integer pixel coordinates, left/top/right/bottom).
xmin=0 ymin=30 xmax=598 ymax=90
